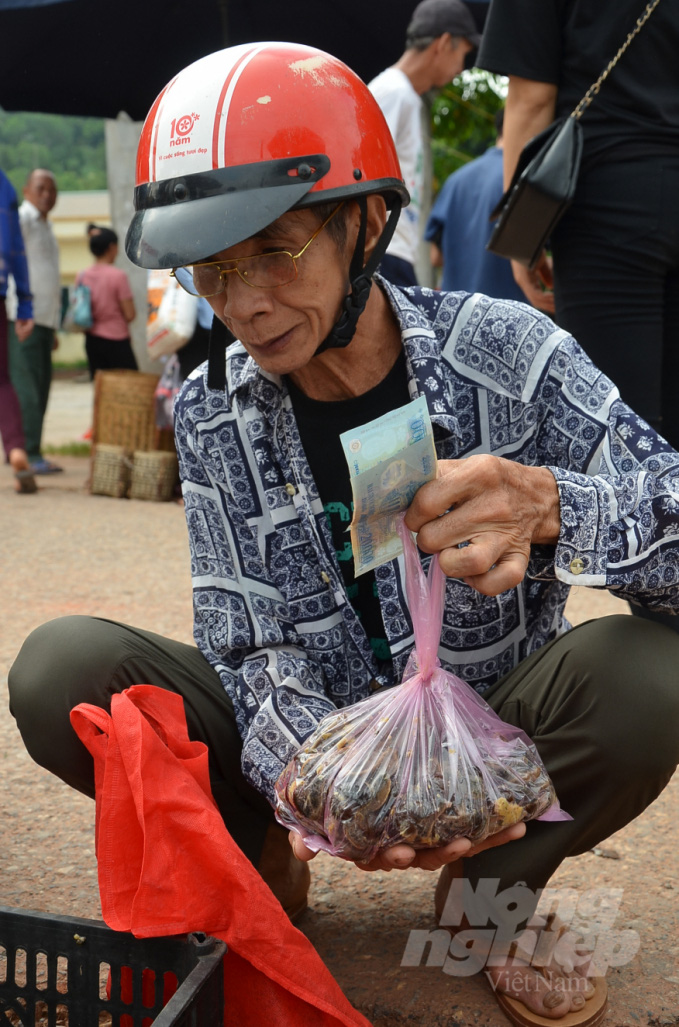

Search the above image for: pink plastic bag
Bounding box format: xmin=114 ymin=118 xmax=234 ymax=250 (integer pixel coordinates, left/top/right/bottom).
xmin=275 ymin=520 xmax=570 ymax=862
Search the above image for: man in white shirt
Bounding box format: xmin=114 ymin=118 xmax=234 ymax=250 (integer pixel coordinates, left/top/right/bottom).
xmin=8 ymin=168 xmax=63 ymax=474
xmin=368 ymin=0 xmax=479 ymax=287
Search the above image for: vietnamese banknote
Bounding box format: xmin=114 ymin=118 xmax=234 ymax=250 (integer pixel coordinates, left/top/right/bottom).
xmin=340 ymin=396 xmax=437 ymax=575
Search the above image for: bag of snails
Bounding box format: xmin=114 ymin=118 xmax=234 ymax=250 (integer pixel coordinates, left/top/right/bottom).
xmin=274 ymin=519 xmax=570 ymax=862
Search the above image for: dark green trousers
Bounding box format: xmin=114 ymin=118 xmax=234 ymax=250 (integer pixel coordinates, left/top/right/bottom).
xmin=8 ymin=614 xmax=679 ymax=886
xmin=8 ymin=322 xmax=54 ymax=462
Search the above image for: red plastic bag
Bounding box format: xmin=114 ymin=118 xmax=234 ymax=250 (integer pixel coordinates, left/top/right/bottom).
xmin=70 ymin=685 xmax=371 ymax=1027
xmin=275 ymin=520 xmax=571 ymax=862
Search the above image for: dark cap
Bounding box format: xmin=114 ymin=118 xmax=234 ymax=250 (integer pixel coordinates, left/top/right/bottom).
xmin=406 ymin=0 xmax=482 ymax=48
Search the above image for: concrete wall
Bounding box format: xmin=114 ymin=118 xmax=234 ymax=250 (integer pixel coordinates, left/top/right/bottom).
xmin=51 ymin=115 xmax=161 ymax=372
xmin=104 ymin=115 xmax=160 ymax=375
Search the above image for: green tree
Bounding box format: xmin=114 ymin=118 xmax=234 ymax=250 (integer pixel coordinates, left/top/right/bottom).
xmin=430 ymin=70 xmax=507 ymax=195
xmin=0 ymin=110 xmax=107 ymax=193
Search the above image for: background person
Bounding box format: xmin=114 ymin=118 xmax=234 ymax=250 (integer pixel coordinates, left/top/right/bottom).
xmin=368 ymin=0 xmax=479 ymax=286
xmin=7 ymin=168 xmax=63 ymax=475
xmin=425 ymin=109 xmax=527 ymax=302
xmin=0 ymin=167 xmax=36 ymax=494
xmin=79 ymin=224 xmax=137 ymax=379
xmin=9 ymin=43 xmax=679 ymax=1024
xmin=477 ymin=0 xmax=679 ymax=441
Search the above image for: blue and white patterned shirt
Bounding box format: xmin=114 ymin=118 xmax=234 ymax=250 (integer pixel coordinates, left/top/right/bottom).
xmin=174 ymin=281 xmax=679 ymax=802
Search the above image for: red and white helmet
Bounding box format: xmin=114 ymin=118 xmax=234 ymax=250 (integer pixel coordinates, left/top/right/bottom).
xmin=126 ymin=42 xmax=409 ymax=270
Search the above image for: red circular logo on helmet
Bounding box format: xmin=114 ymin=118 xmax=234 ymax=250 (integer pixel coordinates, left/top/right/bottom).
xmin=174 ymin=113 xmax=198 ymax=136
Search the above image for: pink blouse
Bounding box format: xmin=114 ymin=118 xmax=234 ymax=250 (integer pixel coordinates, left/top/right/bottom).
xmin=79 ymin=264 xmax=133 ymax=340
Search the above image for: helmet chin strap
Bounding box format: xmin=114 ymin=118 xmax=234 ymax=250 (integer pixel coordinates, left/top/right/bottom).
xmin=206 ymin=196 xmax=402 ymax=390
xmin=207 ymin=316 xmax=235 ymax=392
xmin=314 ymin=197 xmax=402 ymax=356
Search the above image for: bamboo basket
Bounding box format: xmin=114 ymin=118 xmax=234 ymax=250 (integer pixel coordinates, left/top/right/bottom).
xmin=129 ymin=450 xmax=179 ymax=502
xmin=89 ymin=370 xmax=177 ymax=495
xmin=92 ymin=370 xmax=160 ymax=452
xmin=90 ymin=443 xmax=132 ymax=498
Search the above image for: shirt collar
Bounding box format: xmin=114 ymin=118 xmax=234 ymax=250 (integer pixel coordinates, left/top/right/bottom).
xmin=379 ymin=277 xmax=461 ymax=444
xmin=20 ymin=199 xmax=44 ymax=222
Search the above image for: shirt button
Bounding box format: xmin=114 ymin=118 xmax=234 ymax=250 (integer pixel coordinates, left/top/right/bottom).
xmin=569 ymin=557 xmax=585 ymax=575
xmin=285 ymin=483 xmax=296 ymax=496
xmin=369 ymin=679 xmax=382 ymax=692
xmin=320 ymin=571 xmax=330 ymax=584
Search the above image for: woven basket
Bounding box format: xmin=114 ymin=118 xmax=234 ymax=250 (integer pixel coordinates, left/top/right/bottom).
xmin=129 ymin=450 xmax=179 ymax=502
xmin=90 ymin=444 xmax=132 ymax=498
xmin=93 ymin=370 xmax=160 ymax=452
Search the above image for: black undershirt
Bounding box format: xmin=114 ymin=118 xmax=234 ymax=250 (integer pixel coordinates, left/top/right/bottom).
xmin=286 ymin=349 xmax=410 ymax=664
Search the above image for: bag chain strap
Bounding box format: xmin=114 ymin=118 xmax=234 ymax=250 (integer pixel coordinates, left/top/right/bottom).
xmin=571 ymin=0 xmax=661 ymax=120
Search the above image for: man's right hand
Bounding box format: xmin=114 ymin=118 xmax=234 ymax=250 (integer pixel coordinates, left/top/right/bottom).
xmin=15 ymin=318 xmax=34 ymax=342
xmin=512 ymin=253 xmax=555 ymax=313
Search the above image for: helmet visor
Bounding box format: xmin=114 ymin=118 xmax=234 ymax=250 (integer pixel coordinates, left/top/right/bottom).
xmin=126 ymin=155 xmax=330 ymax=270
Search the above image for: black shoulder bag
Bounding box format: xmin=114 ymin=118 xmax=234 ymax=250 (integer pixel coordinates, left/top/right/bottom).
xmin=486 ymin=0 xmax=661 ymax=270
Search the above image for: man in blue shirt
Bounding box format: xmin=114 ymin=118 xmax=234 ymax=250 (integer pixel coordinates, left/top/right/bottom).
xmin=0 ymin=168 xmax=36 ymax=493
xmin=425 ymin=110 xmax=527 ymax=302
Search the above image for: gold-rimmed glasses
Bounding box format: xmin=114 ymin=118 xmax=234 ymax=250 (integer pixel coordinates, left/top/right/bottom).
xmin=171 ymin=202 xmax=344 ymax=298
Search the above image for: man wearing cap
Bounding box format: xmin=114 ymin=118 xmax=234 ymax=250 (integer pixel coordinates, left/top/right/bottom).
xmin=368 ymin=0 xmax=480 ymax=287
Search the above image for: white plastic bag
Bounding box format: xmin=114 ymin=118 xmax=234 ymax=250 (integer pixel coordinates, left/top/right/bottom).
xmin=147 ymin=276 xmax=198 ymax=359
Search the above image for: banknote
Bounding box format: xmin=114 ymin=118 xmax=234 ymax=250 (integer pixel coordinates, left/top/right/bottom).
xmin=340 ymin=396 xmax=437 ymax=575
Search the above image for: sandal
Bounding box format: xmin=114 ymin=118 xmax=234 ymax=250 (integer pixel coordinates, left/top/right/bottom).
xmin=30 ymin=458 xmax=63 ymax=475
xmin=14 ymin=469 xmax=37 ymax=494
xmin=482 ymin=920 xmax=608 ymax=1027
xmin=495 ymin=975 xmax=607 ymax=1027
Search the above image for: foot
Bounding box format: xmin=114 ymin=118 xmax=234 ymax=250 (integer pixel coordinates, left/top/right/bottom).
xmin=31 ymin=458 xmax=64 ymax=475
xmin=257 ymin=823 xmax=310 ymax=922
xmin=486 ymin=930 xmax=597 ymax=1019
xmin=435 ymin=865 xmax=604 ymax=1023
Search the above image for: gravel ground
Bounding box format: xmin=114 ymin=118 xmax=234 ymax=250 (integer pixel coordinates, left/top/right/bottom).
xmin=1 ymin=380 xmax=678 ymax=1026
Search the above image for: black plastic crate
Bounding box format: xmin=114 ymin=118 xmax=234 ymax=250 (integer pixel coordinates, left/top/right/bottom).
xmin=0 ymin=907 xmax=226 ymax=1026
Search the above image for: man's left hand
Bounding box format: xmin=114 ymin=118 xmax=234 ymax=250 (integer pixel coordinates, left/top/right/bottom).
xmin=289 ymin=822 xmax=526 ymax=872
xmin=405 ymin=456 xmax=561 ymax=595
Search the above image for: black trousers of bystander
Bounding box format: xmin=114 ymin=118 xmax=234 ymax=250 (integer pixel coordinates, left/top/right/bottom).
xmin=552 ymin=156 xmax=679 ymax=449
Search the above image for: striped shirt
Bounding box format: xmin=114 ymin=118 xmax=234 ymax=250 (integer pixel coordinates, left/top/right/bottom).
xmin=175 ymin=281 xmax=679 ymax=801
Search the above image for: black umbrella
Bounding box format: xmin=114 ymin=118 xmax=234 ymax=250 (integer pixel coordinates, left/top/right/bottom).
xmin=0 ymin=0 xmax=488 ymax=119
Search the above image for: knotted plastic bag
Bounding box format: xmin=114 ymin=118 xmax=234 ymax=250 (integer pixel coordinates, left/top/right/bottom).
xmin=275 ymin=520 xmax=570 ymax=862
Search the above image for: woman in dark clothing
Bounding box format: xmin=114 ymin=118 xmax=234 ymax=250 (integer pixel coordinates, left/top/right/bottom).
xmin=478 ymin=0 xmax=679 ymax=446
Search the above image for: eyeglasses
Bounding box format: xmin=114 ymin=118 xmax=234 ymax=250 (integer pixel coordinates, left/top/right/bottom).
xmin=171 ymin=203 xmax=344 ymax=298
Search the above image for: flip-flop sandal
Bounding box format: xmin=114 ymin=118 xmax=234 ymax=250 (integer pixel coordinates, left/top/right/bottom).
xmin=31 ymin=459 xmax=63 ymax=474
xmin=495 ymin=975 xmax=607 ymax=1027
xmin=14 ymin=469 xmax=38 ymax=494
